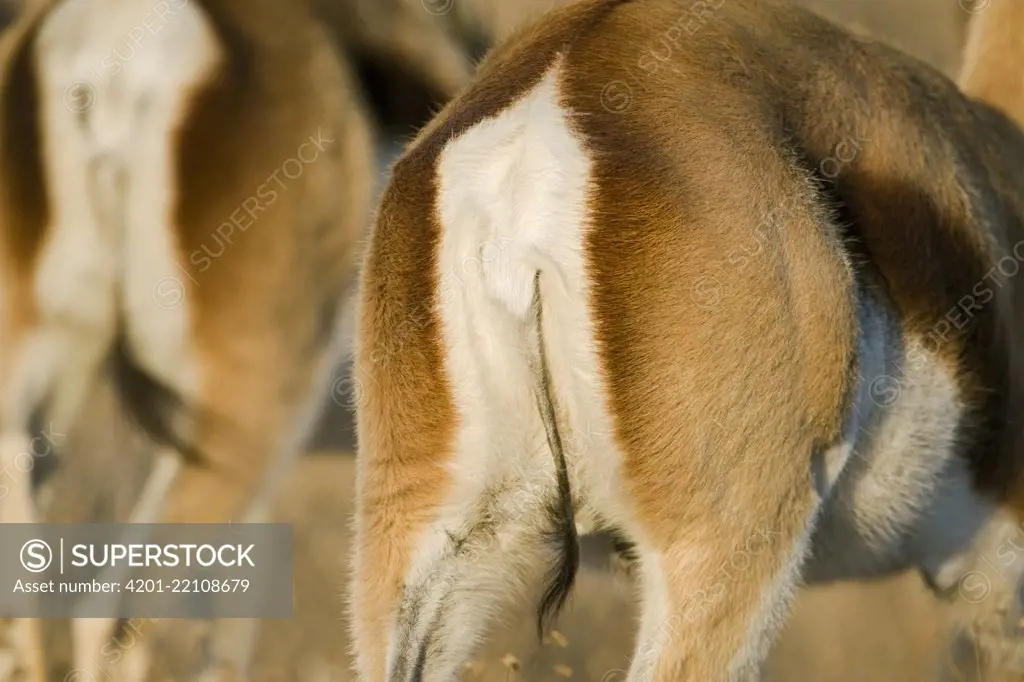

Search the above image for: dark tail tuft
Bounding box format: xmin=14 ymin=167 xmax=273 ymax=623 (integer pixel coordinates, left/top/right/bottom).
xmin=531 ymin=272 xmax=580 ymax=639
xmin=537 ymin=491 xmax=580 ymax=638
xmin=109 ymin=328 xmax=204 ymax=466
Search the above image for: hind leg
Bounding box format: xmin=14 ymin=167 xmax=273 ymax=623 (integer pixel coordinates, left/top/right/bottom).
xmin=0 ymin=434 xmax=45 ymax=682
xmin=70 ymin=450 xmax=180 ymax=682
xmin=604 ymin=402 xmax=834 ymax=682
xmin=69 ymin=402 xmax=306 ymax=682
xmin=0 ymin=325 xmax=115 ymax=682
xmin=621 ymin=502 xmax=816 ymax=682
xmin=354 ymin=437 xmax=572 ymax=682
xmin=351 ymin=277 xmax=581 ymax=682
xmin=0 ymin=251 xmax=116 ymax=682
xmin=69 ymin=303 xmax=346 ymax=682
xmin=0 ymin=331 xmax=113 ymax=682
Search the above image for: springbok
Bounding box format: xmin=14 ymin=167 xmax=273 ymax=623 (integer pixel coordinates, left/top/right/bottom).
xmin=0 ymin=0 xmax=373 ymax=679
xmin=349 ymin=0 xmax=1024 ymax=679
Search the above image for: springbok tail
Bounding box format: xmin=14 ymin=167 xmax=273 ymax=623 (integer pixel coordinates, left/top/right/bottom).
xmin=959 ymin=0 xmax=1024 ymax=128
xmin=529 ymin=271 xmax=579 ymax=638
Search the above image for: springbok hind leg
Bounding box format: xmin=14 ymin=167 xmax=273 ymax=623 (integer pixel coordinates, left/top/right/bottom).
xmin=375 ymin=458 xmax=574 ymax=682
xmin=70 ymin=450 xmax=182 ymax=682
xmin=352 ymin=265 xmax=583 ymax=682
xmin=622 ymin=470 xmax=820 ymax=682
xmin=0 ymin=434 xmax=45 ymax=682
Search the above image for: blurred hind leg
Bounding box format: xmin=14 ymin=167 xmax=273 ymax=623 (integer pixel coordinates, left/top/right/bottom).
xmin=0 ymin=216 xmax=116 ymax=682
xmin=0 ymin=433 xmax=45 ymax=682
xmin=75 ymin=311 xmax=345 ymax=682
xmin=0 ymin=322 xmax=115 ymax=682
xmin=0 ymin=306 xmax=114 ymax=682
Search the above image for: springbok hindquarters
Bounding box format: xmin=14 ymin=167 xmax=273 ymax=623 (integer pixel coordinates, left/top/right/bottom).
xmin=0 ymin=0 xmax=373 ymax=679
xmin=350 ymin=0 xmax=1024 ymax=680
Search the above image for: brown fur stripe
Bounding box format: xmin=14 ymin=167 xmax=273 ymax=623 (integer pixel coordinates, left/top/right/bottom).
xmin=353 ymin=0 xmax=631 ymax=675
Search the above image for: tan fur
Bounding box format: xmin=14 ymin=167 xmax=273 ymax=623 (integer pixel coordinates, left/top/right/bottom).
xmin=959 ymin=0 xmax=1024 ymax=130
xmin=0 ymin=6 xmax=58 ymax=680
xmin=348 ymin=110 xmax=459 ymax=681
xmin=957 ymin=0 xmax=1024 ymax=527
xmin=0 ymin=0 xmax=373 ymax=680
xmin=931 ymin=7 xmax=1024 ymax=680
xmin=352 ymin=0 xmax=1024 ymax=680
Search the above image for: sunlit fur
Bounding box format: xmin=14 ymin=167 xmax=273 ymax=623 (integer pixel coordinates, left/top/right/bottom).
xmin=349 ymin=1 xmax=1024 ymax=681
xmin=0 ymin=0 xmax=374 ymax=680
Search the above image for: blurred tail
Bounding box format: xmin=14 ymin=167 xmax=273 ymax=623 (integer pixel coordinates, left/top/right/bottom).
xmin=959 ymin=0 xmax=1024 ymax=128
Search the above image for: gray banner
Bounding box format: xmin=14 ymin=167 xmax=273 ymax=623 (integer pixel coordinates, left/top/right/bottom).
xmin=0 ymin=524 xmax=292 ymax=618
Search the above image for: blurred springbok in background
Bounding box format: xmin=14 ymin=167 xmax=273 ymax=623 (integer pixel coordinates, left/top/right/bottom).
xmin=0 ymin=0 xmax=373 ymax=680
xmin=311 ymin=0 xmax=570 ymax=136
xmin=349 ymin=0 xmax=1024 ymax=680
